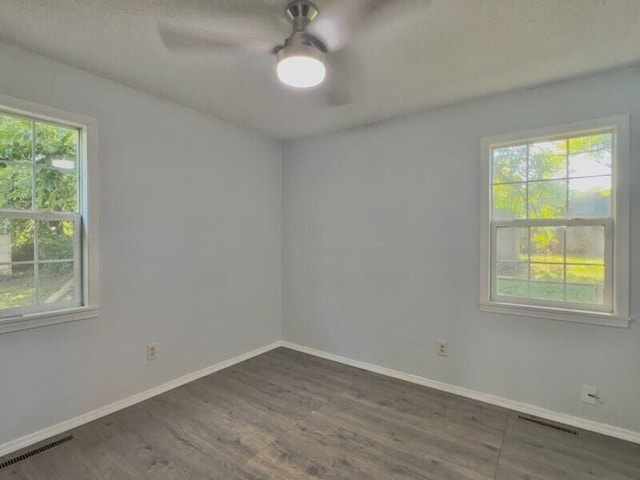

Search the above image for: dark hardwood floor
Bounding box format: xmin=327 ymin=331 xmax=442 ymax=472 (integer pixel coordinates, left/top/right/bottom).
xmin=1 ymin=347 xmax=639 ymax=479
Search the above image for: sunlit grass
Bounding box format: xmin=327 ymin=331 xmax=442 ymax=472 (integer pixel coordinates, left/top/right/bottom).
xmin=0 ymin=270 xmax=71 ymax=309
xmin=528 ymin=255 xmax=603 ymax=265
xmin=508 ymin=256 xmax=604 ymax=283
xmin=497 ymin=278 xmax=602 ymax=304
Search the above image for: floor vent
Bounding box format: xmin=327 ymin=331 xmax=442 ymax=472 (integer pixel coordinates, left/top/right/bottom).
xmin=0 ymin=435 xmax=74 ymax=470
xmin=517 ymin=415 xmax=579 ymax=436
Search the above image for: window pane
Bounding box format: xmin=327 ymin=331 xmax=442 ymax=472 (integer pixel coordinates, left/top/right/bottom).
xmin=530 ymin=226 xmax=564 ymax=263
xmin=0 ymin=263 xmax=35 ymax=309
xmin=0 ymin=217 xmax=34 ymax=262
xmin=568 ymin=133 xmax=612 ymax=181
xmin=0 ymin=114 xmax=33 ymax=211
xmin=0 ymin=114 xmax=32 ymax=162
xmin=35 ymin=168 xmax=78 ymax=212
xmin=0 ymin=162 xmax=32 ymax=210
xmin=493 ymin=145 xmax=527 ymax=184
xmin=566 ymin=264 xmax=604 ymax=285
xmin=566 ymin=226 xmax=604 ymax=265
xmin=38 ymin=220 xmax=74 ymax=260
xmin=528 ymin=180 xmax=566 ymax=219
xmin=492 ymin=183 xmax=526 ymax=220
xmin=530 ymin=264 xmax=564 ymax=301
xmin=35 ymin=122 xmax=78 ymax=213
xmin=566 ymin=265 xmax=604 ymax=305
xmin=568 ymin=176 xmax=610 ymax=218
xmin=496 ymin=227 xmax=528 ymax=262
xmin=35 ymin=122 xmax=78 ymax=169
xmin=529 ymin=140 xmax=566 ymax=180
xmin=569 ymin=149 xmax=611 ymax=178
xmin=38 ymin=261 xmax=76 ymax=305
xmin=496 ymin=262 xmax=528 ymax=298
xmin=568 ymin=133 xmax=612 ymax=155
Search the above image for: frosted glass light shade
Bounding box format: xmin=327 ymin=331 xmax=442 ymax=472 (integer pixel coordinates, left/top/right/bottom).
xmin=277 ymin=55 xmax=326 ymax=88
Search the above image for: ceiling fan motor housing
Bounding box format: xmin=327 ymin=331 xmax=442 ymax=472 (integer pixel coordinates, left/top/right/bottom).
xmin=277 ymin=30 xmax=325 ymax=67
xmin=286 ymin=0 xmax=319 ymax=32
xmin=276 ymin=0 xmax=327 ymax=88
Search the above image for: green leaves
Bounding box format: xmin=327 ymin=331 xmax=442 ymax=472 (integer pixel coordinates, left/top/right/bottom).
xmin=0 ymin=114 xmax=32 ymax=163
xmin=0 ymin=114 xmax=79 ymax=213
xmin=491 ymin=132 xmax=612 ymax=221
xmin=0 ymin=113 xmax=79 ymax=269
xmin=492 ymin=145 xmax=527 ymax=183
xmin=35 ymin=168 xmax=78 ymax=212
xmin=528 ymin=180 xmax=566 ymax=218
xmin=0 ymin=162 xmax=32 ymax=210
xmin=491 ymin=133 xmax=612 ymax=307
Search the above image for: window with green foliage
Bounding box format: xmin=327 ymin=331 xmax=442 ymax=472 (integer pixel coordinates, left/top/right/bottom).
xmin=481 ymin=117 xmax=631 ymax=325
xmin=0 ymin=110 xmax=82 ymax=316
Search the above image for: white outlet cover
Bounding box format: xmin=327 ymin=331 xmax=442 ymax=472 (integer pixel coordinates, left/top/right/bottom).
xmin=147 ymin=344 xmax=158 ymax=361
xmin=437 ymin=341 xmax=448 ymax=357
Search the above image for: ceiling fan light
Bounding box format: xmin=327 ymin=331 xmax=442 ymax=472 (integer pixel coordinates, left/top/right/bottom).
xmin=277 ymin=55 xmax=326 ymax=88
xmin=276 ymin=32 xmax=326 ymax=89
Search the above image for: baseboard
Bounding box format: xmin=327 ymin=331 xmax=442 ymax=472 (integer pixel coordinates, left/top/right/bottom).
xmin=281 ymin=340 xmax=640 ymax=445
xmin=4 ymin=339 xmax=638 ymax=459
xmin=0 ymin=340 xmax=282 ymax=459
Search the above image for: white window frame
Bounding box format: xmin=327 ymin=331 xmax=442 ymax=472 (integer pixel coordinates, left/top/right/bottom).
xmin=0 ymin=95 xmax=99 ymax=334
xmin=480 ymin=116 xmax=631 ymax=328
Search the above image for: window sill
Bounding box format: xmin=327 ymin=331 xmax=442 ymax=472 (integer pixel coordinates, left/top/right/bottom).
xmin=0 ymin=306 xmax=100 ymax=335
xmin=479 ymin=302 xmax=631 ymax=328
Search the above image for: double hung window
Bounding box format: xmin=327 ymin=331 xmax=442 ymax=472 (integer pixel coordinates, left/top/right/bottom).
xmin=480 ymin=117 xmax=630 ymax=327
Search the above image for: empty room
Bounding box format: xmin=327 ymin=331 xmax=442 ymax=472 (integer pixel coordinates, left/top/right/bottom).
xmin=0 ymin=0 xmax=639 ymax=478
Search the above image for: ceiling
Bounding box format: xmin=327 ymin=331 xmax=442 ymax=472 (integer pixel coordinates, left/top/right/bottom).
xmin=0 ymin=0 xmax=639 ymax=139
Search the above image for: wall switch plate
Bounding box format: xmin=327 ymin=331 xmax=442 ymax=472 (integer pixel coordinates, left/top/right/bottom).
xmin=437 ymin=340 xmax=448 ymax=357
xmin=147 ymin=343 xmax=158 ymax=361
xmin=581 ymin=384 xmax=598 ymax=405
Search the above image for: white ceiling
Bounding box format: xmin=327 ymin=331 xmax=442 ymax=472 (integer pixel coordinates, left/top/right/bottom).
xmin=0 ymin=0 xmax=639 ymax=139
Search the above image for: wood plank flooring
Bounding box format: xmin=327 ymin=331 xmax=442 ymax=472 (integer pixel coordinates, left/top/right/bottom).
xmin=1 ymin=347 xmax=639 ymax=479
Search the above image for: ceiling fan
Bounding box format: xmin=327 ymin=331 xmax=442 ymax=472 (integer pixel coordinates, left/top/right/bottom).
xmin=159 ymin=0 xmax=426 ymax=103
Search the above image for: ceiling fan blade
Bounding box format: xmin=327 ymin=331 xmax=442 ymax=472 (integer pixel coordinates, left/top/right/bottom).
xmin=324 ymin=47 xmax=362 ymax=106
xmin=159 ymin=25 xmax=275 ymax=54
xmin=308 ymin=0 xmax=430 ymax=51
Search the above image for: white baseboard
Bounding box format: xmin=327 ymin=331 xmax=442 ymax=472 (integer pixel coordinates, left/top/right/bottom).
xmin=281 ymin=341 xmax=640 ymax=445
xmin=3 ymin=338 xmax=638 ymax=460
xmin=0 ymin=341 xmax=282 ymax=459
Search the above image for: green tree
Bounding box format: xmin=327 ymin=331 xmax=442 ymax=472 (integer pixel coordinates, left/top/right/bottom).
xmin=492 ymin=133 xmax=611 ymax=303
xmin=493 ymin=135 xmax=611 ymax=223
xmin=0 ymin=114 xmax=78 ymax=272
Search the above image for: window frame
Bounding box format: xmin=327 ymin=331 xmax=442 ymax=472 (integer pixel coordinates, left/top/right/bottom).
xmin=480 ymin=116 xmax=630 ymax=328
xmin=0 ymin=94 xmax=99 ymax=334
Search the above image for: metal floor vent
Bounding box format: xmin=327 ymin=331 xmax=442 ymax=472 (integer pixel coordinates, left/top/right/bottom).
xmin=517 ymin=415 xmax=579 ymax=436
xmin=0 ymin=435 xmax=74 ymax=470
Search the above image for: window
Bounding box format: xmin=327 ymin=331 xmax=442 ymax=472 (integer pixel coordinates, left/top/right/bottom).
xmin=0 ymin=95 xmax=98 ymax=334
xmin=480 ymin=117 xmax=630 ymax=327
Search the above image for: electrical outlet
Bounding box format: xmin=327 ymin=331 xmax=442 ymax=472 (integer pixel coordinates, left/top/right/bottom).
xmin=437 ymin=340 xmax=448 ymax=357
xmin=581 ymin=384 xmax=598 ymax=405
xmin=147 ymin=343 xmax=158 ymax=361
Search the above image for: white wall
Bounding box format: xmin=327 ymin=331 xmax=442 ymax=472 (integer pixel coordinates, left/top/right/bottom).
xmin=0 ymin=42 xmax=282 ymax=446
xmin=1 ymin=38 xmax=638 ymax=450
xmin=282 ymin=66 xmax=640 ymax=433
